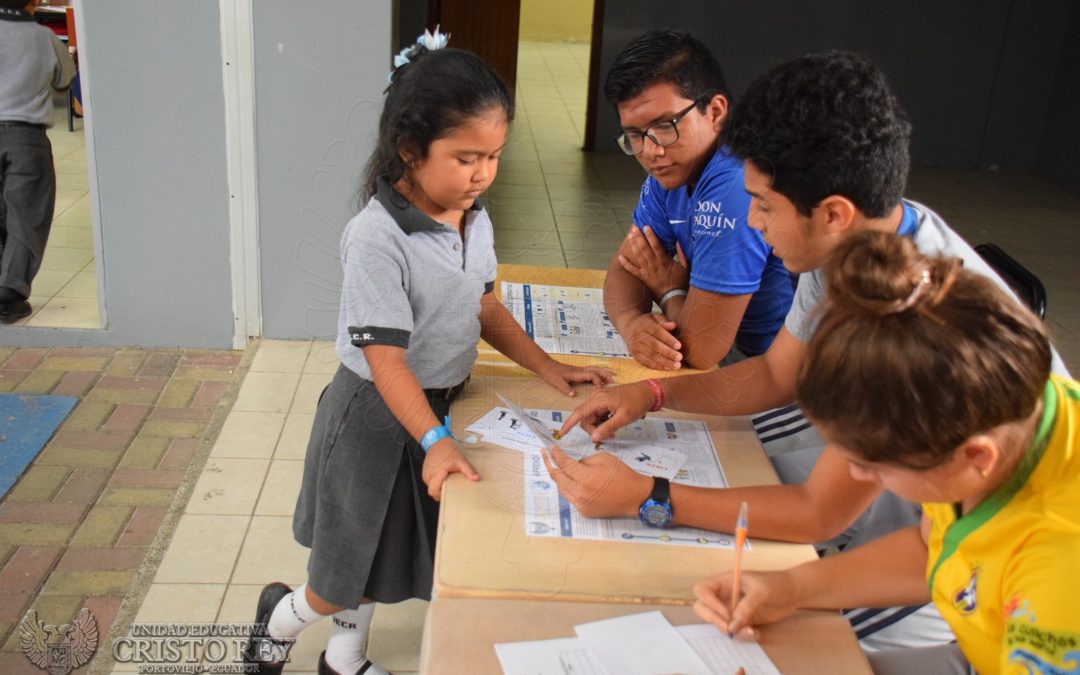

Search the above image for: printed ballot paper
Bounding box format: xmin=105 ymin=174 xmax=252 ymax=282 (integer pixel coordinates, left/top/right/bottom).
xmin=494 ymin=611 xmax=780 ymax=675
xmin=466 ymin=393 xmax=745 ymax=550
xmin=502 ymin=282 xmax=630 ymax=358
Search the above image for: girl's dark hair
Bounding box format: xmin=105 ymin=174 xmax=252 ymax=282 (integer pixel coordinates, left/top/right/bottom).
xmin=797 ymin=231 xmax=1051 ymax=469
xmin=361 ymin=47 xmax=513 ymax=202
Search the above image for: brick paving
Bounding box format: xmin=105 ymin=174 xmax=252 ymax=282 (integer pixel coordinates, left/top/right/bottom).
xmin=0 ymin=345 xmax=248 ymax=674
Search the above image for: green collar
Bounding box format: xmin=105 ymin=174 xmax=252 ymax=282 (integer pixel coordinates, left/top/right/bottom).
xmin=927 ymin=379 xmax=1057 ymax=591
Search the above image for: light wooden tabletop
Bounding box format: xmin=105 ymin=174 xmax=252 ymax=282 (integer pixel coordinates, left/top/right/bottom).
xmin=423 ymin=263 xmax=866 ymax=671
xmin=421 ymin=598 xmax=872 ymax=674
xmin=435 ymin=374 xmax=818 ymax=605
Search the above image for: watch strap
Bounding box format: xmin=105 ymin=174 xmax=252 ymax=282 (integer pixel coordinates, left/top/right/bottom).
xmin=651 ymin=476 xmax=671 ymax=502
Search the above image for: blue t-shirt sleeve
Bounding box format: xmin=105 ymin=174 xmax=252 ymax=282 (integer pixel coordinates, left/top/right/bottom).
xmin=686 ymin=159 xmax=771 ymax=295
xmin=631 ymin=177 xmax=677 ymax=256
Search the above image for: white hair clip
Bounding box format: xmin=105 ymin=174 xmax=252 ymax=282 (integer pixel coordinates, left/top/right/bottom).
xmin=419 ymin=26 xmax=450 ymax=51
xmin=893 ymin=268 xmax=932 ymax=313
xmin=390 ymin=25 xmax=450 ymax=77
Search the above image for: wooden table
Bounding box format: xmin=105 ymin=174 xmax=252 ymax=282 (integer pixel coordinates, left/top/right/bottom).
xmin=436 ymin=374 xmax=817 ymax=605
xmin=423 ymin=264 xmax=868 ymax=672
xmin=421 ymin=599 xmax=872 ymax=674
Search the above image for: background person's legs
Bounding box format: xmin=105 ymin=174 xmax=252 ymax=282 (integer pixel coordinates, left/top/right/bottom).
xmin=0 ymin=123 xmax=56 ymax=320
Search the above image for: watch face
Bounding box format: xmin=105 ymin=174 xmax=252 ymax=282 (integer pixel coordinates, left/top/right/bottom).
xmin=640 ymin=501 xmax=672 ymax=528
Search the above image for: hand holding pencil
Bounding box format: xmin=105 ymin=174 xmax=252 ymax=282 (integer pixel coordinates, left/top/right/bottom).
xmin=692 ymin=502 xmax=800 ymax=637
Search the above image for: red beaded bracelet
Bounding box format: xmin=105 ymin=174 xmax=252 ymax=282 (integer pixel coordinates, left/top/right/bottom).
xmin=643 ymin=379 xmax=665 ymax=412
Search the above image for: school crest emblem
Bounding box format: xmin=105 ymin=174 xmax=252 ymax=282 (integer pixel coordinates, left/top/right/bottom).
xmin=953 ymin=568 xmax=979 ymax=614
xmin=20 ymin=608 xmax=99 ymax=675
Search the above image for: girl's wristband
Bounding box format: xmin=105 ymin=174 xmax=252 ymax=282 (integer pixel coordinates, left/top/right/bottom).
xmin=643 ymin=379 xmax=665 ymax=412
xmin=420 ymin=415 xmax=453 ymax=452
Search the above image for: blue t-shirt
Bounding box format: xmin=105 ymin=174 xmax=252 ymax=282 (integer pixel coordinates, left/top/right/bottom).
xmin=632 ymin=147 xmax=793 ymax=356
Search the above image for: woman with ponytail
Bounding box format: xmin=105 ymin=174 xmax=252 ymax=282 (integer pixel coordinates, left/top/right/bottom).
xmin=693 ymin=230 xmax=1080 ymax=674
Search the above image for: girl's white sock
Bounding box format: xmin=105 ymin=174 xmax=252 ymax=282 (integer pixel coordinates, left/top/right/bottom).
xmin=324 ymin=603 xmax=389 ymax=675
xmin=268 ymin=584 xmax=326 ymax=637
xmin=263 ymin=584 xmax=325 ymax=661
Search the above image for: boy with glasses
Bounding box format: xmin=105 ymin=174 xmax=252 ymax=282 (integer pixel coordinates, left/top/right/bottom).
xmin=602 ymin=30 xmax=792 ymax=371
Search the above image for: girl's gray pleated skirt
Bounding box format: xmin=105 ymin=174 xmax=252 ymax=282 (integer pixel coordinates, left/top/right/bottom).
xmin=293 ymin=364 xmax=453 ymax=608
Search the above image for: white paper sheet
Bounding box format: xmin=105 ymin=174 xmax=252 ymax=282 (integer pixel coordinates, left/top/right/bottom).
xmin=494 ymin=637 xmax=610 ymax=675
xmin=494 ymin=616 xmax=781 ymax=675
xmin=574 ymin=612 xmax=712 ymax=675
xmin=676 ymin=624 xmax=781 ymax=674
xmin=502 ymin=282 xmax=630 ymax=358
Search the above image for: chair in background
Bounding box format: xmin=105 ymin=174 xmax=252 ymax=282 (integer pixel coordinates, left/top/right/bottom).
xmin=974 ymin=243 xmax=1047 ymax=320
xmin=66 ymin=7 xmax=82 ymax=132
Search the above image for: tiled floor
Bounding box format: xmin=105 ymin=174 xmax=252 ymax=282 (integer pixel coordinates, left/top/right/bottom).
xmin=485 ymin=41 xmax=644 ymax=270
xmin=3 ymin=39 xmax=1066 ymax=675
xmin=11 ymin=102 xmax=100 ymax=329
xmin=125 ymin=340 xmax=429 ymax=675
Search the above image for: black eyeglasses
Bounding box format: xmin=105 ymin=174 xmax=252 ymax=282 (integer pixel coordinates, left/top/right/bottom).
xmin=615 ymin=99 xmax=704 ymax=155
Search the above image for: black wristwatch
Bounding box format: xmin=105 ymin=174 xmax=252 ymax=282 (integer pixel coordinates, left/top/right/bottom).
xmin=638 ymin=477 xmax=673 ymax=528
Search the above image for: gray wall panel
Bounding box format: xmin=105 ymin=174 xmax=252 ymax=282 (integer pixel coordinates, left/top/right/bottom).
xmin=253 ymin=1 xmax=391 ymax=339
xmin=57 ymin=0 xmax=231 ymax=347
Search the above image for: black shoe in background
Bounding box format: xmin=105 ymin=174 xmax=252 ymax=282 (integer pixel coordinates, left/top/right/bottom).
xmin=0 ymin=297 xmax=31 ymax=324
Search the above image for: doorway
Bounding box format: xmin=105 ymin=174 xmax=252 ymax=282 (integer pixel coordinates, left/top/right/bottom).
xmin=18 ymin=1 xmax=100 ymax=328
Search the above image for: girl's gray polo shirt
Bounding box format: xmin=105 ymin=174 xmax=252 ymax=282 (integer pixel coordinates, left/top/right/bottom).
xmin=335 ymin=180 xmax=497 ymax=388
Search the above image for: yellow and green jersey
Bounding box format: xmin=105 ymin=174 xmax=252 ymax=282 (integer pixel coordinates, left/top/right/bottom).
xmin=924 ymin=374 xmax=1080 ymax=674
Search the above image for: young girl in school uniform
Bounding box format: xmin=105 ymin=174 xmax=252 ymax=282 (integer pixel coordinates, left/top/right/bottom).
xmin=692 ymin=231 xmax=1080 ymax=675
xmin=246 ymin=33 xmax=612 ymax=675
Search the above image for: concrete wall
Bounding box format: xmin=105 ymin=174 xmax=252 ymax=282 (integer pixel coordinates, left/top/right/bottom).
xmin=520 ymin=0 xmax=592 ymax=42
xmin=253 ymin=3 xmax=391 ymax=339
xmin=592 ymin=0 xmax=1073 ymax=180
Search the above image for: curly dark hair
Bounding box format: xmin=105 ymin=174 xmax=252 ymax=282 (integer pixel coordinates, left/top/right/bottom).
xmin=728 ymin=51 xmax=911 ymax=218
xmin=603 ymin=30 xmax=729 ymax=110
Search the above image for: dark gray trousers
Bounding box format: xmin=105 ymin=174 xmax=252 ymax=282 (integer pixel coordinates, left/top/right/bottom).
xmin=0 ymin=122 xmax=56 ymax=299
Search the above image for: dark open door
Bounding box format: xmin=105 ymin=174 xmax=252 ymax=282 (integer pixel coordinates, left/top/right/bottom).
xmin=429 ymin=0 xmax=521 ymax=97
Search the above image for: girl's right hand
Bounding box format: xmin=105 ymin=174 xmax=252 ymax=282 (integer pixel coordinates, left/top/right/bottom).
xmin=421 ymin=437 xmax=480 ymax=501
xmin=692 ymin=569 xmax=800 ymax=637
